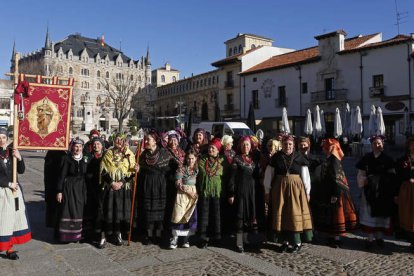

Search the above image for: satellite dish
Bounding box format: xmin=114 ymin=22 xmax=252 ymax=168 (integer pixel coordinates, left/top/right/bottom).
xmin=256 ymin=129 xmax=264 ymax=140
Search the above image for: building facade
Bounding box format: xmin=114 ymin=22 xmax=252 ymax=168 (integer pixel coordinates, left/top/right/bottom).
xmin=152 ymin=63 xmax=180 ymax=87
xmin=12 ymin=30 xmax=151 ymax=132
xmin=240 ymin=30 xmax=414 ymax=143
xmin=0 ymin=79 xmax=13 ymax=127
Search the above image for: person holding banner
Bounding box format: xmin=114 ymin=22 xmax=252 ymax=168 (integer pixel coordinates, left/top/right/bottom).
xmin=0 ymin=128 xmax=31 ymax=260
xmin=56 ymin=137 xmax=88 ymax=243
xmin=99 ymin=133 xmax=136 ymax=246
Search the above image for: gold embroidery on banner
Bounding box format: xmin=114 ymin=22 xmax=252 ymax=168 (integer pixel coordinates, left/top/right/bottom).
xmin=57 ymin=89 xmax=69 ymax=100
xmin=53 ymin=136 xmax=66 ymax=147
xmin=26 ymin=97 xmax=62 ymax=139
xmin=19 ymin=135 xmax=31 ymax=146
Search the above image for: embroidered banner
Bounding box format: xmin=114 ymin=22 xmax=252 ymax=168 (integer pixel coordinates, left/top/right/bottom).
xmin=16 ymin=82 xmax=73 ymax=150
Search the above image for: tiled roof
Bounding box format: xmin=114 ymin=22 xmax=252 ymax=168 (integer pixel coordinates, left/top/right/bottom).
xmin=53 ymin=34 xmax=132 ymax=62
xmin=339 ymin=34 xmax=413 ymax=54
xmin=240 ymin=33 xmax=381 ymax=75
xmin=211 ymin=46 xmax=263 ymax=67
xmin=314 ymin=29 xmax=347 ymax=40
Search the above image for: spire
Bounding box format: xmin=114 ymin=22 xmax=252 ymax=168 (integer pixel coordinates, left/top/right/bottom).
xmin=146 ymin=44 xmax=151 ymax=65
xmin=11 ymin=40 xmax=16 ymax=62
xmin=45 ymin=26 xmax=51 ymax=50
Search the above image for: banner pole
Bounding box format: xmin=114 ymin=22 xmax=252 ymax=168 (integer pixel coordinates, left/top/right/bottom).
xmin=12 ymin=53 xmax=20 ymax=210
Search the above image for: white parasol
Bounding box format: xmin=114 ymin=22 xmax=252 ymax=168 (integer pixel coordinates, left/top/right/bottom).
xmin=281 ymin=107 xmax=290 ymax=134
xmin=334 ymin=107 xmax=343 ymax=138
xmin=313 ymin=105 xmax=322 ymax=137
xmin=376 ymin=107 xmax=385 ymax=135
xmin=304 ymin=109 xmax=313 ymax=135
xmin=353 ymin=106 xmax=363 ymax=136
xmin=343 ymin=103 xmax=351 ymax=136
xmin=368 ymin=105 xmax=377 ymax=137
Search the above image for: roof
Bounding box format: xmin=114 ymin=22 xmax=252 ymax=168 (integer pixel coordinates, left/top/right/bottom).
xmin=339 ymin=34 xmax=413 ymax=54
xmin=154 ymin=66 xmax=179 ymax=72
xmin=225 ymin=33 xmax=273 ymax=43
xmin=240 ymin=33 xmax=380 ymax=75
xmin=314 ymin=29 xmax=347 ymax=40
xmin=211 ymin=46 xmax=263 ymax=67
xmin=53 ymin=34 xmax=132 ymax=62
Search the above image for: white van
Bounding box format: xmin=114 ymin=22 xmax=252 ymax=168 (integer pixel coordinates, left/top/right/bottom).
xmin=190 ymin=122 xmax=254 ymax=139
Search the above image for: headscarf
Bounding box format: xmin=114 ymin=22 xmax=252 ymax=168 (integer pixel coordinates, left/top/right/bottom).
xmin=0 ymin=128 xmax=8 ymax=137
xmin=91 ymin=136 xmax=104 ymax=147
xmin=193 ymin=128 xmax=207 ymax=144
xmin=281 ymin=134 xmax=295 ymax=143
xmin=167 ymin=130 xmax=181 ymax=141
xmin=71 ymin=137 xmax=84 ymax=146
xmin=89 ymin=129 xmax=100 ymax=138
xmin=209 ymin=138 xmax=222 ymax=152
xmin=238 ymin=136 xmax=252 ymax=154
xmin=249 ymin=135 xmax=259 ymax=151
xmin=322 ymin=138 xmax=344 ymax=161
xmin=147 ymin=129 xmax=161 ymax=144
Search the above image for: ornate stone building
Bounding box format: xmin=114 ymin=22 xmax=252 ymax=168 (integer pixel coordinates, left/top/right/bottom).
xmin=12 ymin=30 xmax=151 ymax=132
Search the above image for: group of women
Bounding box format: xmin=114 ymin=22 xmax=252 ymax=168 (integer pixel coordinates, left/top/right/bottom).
xmin=41 ymin=127 xmax=414 ymax=255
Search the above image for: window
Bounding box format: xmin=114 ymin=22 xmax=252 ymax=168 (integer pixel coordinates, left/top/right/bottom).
xmin=212 ymin=77 xmax=215 ymax=84
xmin=172 ymin=76 xmax=176 ymax=82
xmin=96 ymin=96 xmax=101 ymax=105
xmin=252 ymin=90 xmax=259 ymax=109
xmin=105 ymin=97 xmax=110 ymax=107
xmin=69 ymin=67 xmax=73 ymax=75
xmin=226 ymin=71 xmax=233 ymax=81
xmin=0 ymin=98 xmax=10 ymax=109
xmin=373 ymin=75 xmax=384 ymax=88
xmin=138 ymin=75 xmax=142 ymax=82
xmin=253 ymin=77 xmax=257 ymax=82
xmin=208 ymin=78 xmax=211 ymax=85
xmin=251 ymin=44 xmax=256 ymax=49
xmin=106 ymin=71 xmax=109 ymax=78
xmin=325 ymin=78 xmax=335 ymax=100
xmin=233 ymin=46 xmax=237 ymax=54
xmin=81 ymin=94 xmax=86 ymax=102
xmin=130 ymin=75 xmax=134 ymax=80
xmin=77 ymin=109 xmax=84 ymax=117
xmin=193 ymin=101 xmax=197 ymax=112
xmin=115 ymin=73 xmax=123 ymax=80
xmin=97 ymin=83 xmax=101 ymax=90
xmin=229 ymin=48 xmax=232 ymax=56
xmin=204 ymin=79 xmax=207 ymax=86
xmin=302 ymin=82 xmax=308 ymax=94
xmin=278 ymin=86 xmax=286 ymax=107
xmin=161 ymin=75 xmax=165 ymax=83
xmin=238 ymin=45 xmax=243 ymax=53
xmin=200 ymin=80 xmax=203 ymax=88
xmin=81 ymin=68 xmax=89 ymax=76
xmin=97 ymin=70 xmax=101 ymax=78
xmin=225 ymin=93 xmax=234 ymax=110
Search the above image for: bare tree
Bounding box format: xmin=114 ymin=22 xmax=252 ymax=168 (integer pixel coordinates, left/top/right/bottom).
xmin=101 ymin=75 xmax=139 ymax=132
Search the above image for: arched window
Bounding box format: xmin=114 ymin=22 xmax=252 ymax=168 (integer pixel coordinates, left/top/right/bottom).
xmin=96 ymin=96 xmax=101 ymax=105
xmin=161 ymin=75 xmax=165 ymax=83
xmin=233 ymin=46 xmax=237 ymax=54
xmin=97 ymin=83 xmax=101 ymax=90
xmin=105 ymin=97 xmax=110 ymax=107
xmin=172 ymin=76 xmax=176 ymax=82
xmin=251 ymin=44 xmax=256 ymax=49
xmin=81 ymin=94 xmax=86 ymax=102
xmin=69 ymin=67 xmax=73 ymax=75
xmin=138 ymin=75 xmax=142 ymax=82
xmin=97 ymin=70 xmax=101 ymax=78
xmin=130 ymin=75 xmax=134 ymax=80
xmin=229 ymin=48 xmax=232 ymax=56
xmin=239 ymin=45 xmax=243 ymax=53
xmin=106 ymin=71 xmax=109 ymax=78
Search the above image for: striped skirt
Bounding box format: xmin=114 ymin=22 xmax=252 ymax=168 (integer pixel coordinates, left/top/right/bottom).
xmin=0 ymin=187 xmax=31 ymax=251
xmin=270 ymin=175 xmax=313 ymax=232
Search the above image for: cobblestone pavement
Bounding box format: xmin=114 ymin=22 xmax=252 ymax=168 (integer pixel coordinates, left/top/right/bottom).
xmin=1 ymin=151 xmax=413 ymax=276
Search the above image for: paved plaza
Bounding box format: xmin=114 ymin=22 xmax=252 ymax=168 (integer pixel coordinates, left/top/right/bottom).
xmin=1 ymin=150 xmax=414 ymax=275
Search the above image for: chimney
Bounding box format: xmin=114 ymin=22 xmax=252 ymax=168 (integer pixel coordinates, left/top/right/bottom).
xmin=315 ymin=29 xmax=347 ymax=52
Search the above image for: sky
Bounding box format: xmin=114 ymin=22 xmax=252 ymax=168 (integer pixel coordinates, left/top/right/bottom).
xmin=0 ymin=0 xmax=413 ymax=78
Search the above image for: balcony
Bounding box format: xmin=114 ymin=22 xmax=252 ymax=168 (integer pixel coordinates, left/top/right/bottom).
xmin=275 ymin=98 xmax=288 ymax=108
xmin=224 ymin=80 xmax=234 ymax=88
xmin=310 ymin=89 xmax=348 ymax=103
xmin=224 ymin=103 xmax=234 ymax=111
xmin=369 ymin=86 xmax=385 ymax=97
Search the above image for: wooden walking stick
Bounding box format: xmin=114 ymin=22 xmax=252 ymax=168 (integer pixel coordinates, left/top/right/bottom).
xmin=128 ymin=138 xmax=144 ymax=246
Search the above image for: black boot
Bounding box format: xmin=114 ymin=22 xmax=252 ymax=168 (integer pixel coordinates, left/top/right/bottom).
xmin=236 ymin=232 xmax=244 ymax=253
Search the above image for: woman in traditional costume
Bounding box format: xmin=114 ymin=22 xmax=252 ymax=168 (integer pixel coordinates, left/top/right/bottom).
xmin=169 ymin=149 xmax=199 ymax=249
xmin=264 ymin=135 xmax=312 ymax=253
xmin=228 ymin=136 xmax=260 ymax=252
xmin=56 ymin=137 xmax=88 ymax=243
xmin=84 ymin=137 xmax=106 ymax=247
xmin=0 ymin=128 xmax=31 ymax=260
xmin=356 ymin=135 xmax=395 ymax=249
xmin=197 ymin=138 xmax=224 ymax=248
xmin=186 ymin=128 xmax=209 ymax=156
xmin=99 ymin=133 xmax=136 ymax=246
xmin=396 ymin=136 xmax=414 ymax=249
xmin=312 ymin=138 xmax=357 ymax=248
xmin=220 ymin=135 xmax=236 ymax=235
xmin=138 ymin=130 xmax=171 ymax=245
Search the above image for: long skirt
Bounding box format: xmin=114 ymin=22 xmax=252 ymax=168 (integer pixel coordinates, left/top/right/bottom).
xmin=102 ymin=186 xmax=132 ymax=235
xmin=58 ymin=177 xmax=86 ymax=242
xmin=171 ymin=186 xmax=198 ymax=236
xmin=0 ymin=187 xmax=31 ymax=251
xmin=359 ymin=191 xmax=391 ymax=233
xmin=399 ymin=180 xmax=414 ymax=242
xmin=198 ymin=196 xmax=221 ymax=241
xmin=270 ymin=175 xmax=312 ymax=233
xmin=312 ymin=190 xmax=357 ymax=235
xmin=139 ymin=173 xmax=167 ymax=229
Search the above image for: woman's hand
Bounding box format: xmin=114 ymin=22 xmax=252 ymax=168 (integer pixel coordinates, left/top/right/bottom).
xmin=9 ymin=182 xmax=18 ymax=191
xmin=134 ymin=164 xmax=140 ymax=173
xmin=56 ymin=193 xmax=63 ymax=203
xmin=330 ymin=196 xmax=338 ymax=204
xmin=12 ymin=149 xmax=22 ymax=161
xmin=228 ymin=197 xmax=234 ymax=205
xmin=410 ymin=178 xmax=414 ymax=184
xmin=111 ymin=182 xmax=123 ymax=191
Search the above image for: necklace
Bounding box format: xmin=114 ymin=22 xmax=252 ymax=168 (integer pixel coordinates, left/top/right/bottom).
xmin=145 ymin=149 xmax=160 ymax=166
xmin=205 ymin=156 xmax=220 ymax=177
xmin=242 ymin=154 xmax=253 ymax=164
xmin=0 ymin=148 xmax=9 ymax=164
xmin=282 ymin=152 xmax=294 ymax=176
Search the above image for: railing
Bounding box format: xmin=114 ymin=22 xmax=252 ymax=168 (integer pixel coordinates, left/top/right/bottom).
xmin=224 ymin=80 xmax=234 ymax=88
xmin=310 ymin=89 xmax=348 ymax=102
xmin=369 ymin=86 xmax=385 ymax=97
xmin=275 ymin=98 xmax=288 ymax=108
